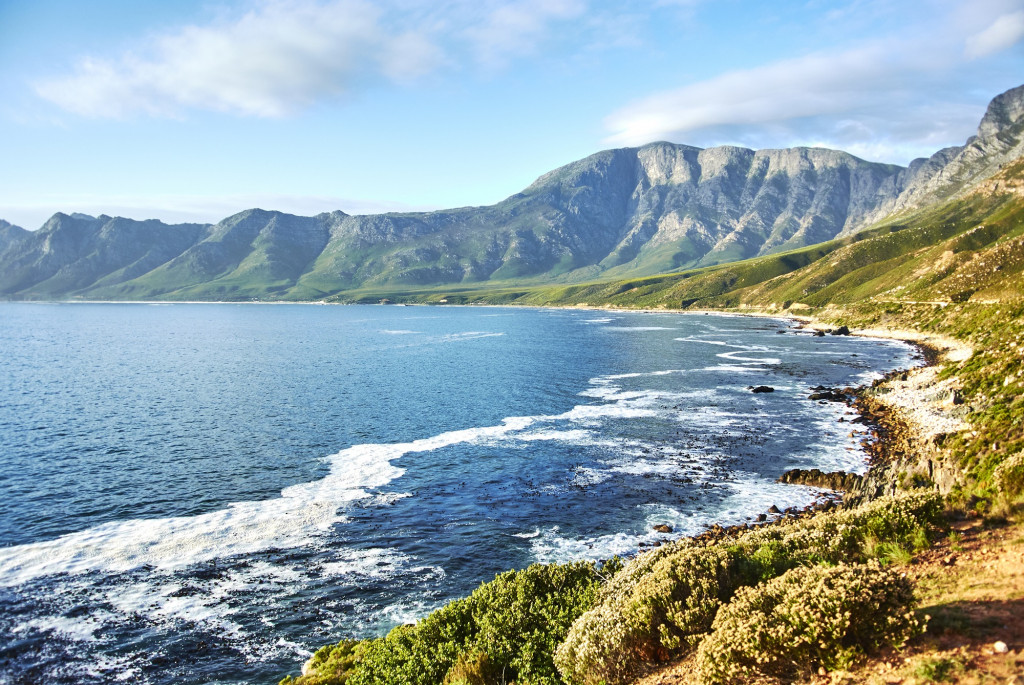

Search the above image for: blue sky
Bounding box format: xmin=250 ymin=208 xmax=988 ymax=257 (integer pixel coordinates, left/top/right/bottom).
xmin=1 ymin=0 xmax=1022 ymax=230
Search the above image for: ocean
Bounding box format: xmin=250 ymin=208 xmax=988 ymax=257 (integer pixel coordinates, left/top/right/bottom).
xmin=0 ymin=303 xmax=919 ymax=684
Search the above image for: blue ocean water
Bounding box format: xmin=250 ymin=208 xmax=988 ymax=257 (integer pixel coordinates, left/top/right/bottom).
xmin=0 ymin=303 xmax=919 ymax=684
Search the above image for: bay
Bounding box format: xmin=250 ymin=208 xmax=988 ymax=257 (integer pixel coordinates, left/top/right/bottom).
xmin=0 ymin=303 xmax=918 ymax=684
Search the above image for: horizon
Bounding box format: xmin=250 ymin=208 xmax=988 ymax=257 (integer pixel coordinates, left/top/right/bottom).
xmin=1 ymin=0 xmax=1022 ymax=231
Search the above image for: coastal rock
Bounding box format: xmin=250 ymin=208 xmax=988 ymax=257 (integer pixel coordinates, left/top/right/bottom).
xmin=778 ymin=468 xmax=864 ymax=491
xmin=750 ymin=386 xmax=775 ymax=393
xmin=808 ymin=388 xmax=847 ymax=401
xmin=653 ymin=524 xmax=673 ymax=533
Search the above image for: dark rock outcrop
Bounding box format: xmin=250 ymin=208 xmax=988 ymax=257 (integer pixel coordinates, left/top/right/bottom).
xmin=778 ymin=468 xmax=864 ymax=491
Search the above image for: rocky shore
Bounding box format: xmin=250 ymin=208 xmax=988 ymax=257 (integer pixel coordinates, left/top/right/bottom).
xmin=783 ymin=321 xmax=973 ymax=506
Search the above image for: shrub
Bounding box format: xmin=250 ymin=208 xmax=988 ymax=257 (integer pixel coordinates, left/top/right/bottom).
xmin=913 ymin=654 xmax=962 ymax=682
xmin=554 ymin=492 xmax=942 ymax=685
xmin=442 ymin=651 xmax=501 ymax=685
xmin=555 ymin=546 xmax=734 ymax=685
xmin=695 ymin=562 xmax=923 ymax=683
xmin=469 ymin=562 xmax=602 ymax=684
xmin=731 ymin=490 xmax=944 ymax=567
xmin=993 ymin=451 xmax=1024 ymax=501
xmin=345 ymin=562 xmax=601 ymax=685
xmin=279 ymin=639 xmax=363 ymax=685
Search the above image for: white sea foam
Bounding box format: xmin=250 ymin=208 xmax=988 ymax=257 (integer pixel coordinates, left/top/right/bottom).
xmin=380 ymin=329 xmax=418 ymax=335
xmin=676 ymin=337 xmax=772 ymax=352
xmin=715 ymin=349 xmax=782 ymax=365
xmin=603 ymin=326 xmax=677 ymax=331
xmin=0 ymin=372 xmax=679 ymax=588
xmin=701 ymin=364 xmax=765 ymax=373
xmin=529 ymin=476 xmax=824 ymax=564
xmin=517 ymin=429 xmax=596 ymax=443
xmin=0 ymin=417 xmax=534 ymax=587
xmin=13 ymin=611 xmax=114 ymax=642
xmin=438 ymin=331 xmax=505 ymax=342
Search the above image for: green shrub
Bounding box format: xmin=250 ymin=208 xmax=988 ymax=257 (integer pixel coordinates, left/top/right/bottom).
xmin=913 ymin=654 xmax=962 ymax=682
xmin=279 ymin=640 xmax=363 ymax=685
xmin=345 ymin=562 xmax=601 ymax=685
xmin=442 ymin=651 xmax=502 ymax=685
xmin=469 ymin=562 xmax=602 ymax=684
xmin=993 ymin=451 xmax=1024 ymax=501
xmin=695 ymin=562 xmax=922 ymax=683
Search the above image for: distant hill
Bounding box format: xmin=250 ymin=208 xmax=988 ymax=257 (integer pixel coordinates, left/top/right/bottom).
xmin=1 ymin=84 xmax=1021 ymax=302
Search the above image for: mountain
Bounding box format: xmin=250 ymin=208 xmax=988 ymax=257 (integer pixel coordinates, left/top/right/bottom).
xmin=0 ymin=214 xmax=209 ymax=298
xmin=1 ymin=84 xmax=1022 ymax=301
xmin=471 ymin=153 xmax=1024 ymax=311
xmin=0 ymin=220 xmax=29 ymax=252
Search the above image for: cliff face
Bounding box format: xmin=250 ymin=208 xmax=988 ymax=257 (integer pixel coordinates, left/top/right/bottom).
xmin=859 ymin=83 xmax=1024 ymax=226
xmin=1 ymin=85 xmax=1021 ymax=301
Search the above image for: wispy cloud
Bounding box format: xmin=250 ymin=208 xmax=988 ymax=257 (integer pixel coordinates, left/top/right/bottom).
xmin=32 ymin=0 xmax=593 ymax=118
xmin=461 ymin=0 xmax=585 ymax=67
xmin=966 ymin=10 xmax=1024 ymax=58
xmin=603 ymin=0 xmax=1024 ymax=163
xmin=35 ymin=1 xmax=442 ymax=118
xmin=33 ymin=0 xmax=597 ymax=119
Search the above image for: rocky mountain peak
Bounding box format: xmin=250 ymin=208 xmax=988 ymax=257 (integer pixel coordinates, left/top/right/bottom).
xmin=977 ymin=83 xmax=1024 ymax=139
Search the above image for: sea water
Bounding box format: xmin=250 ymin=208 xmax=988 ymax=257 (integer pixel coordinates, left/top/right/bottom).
xmin=0 ymin=303 xmax=920 ymax=684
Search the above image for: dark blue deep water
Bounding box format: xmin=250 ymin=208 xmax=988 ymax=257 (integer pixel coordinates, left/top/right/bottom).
xmin=0 ymin=303 xmax=920 ymax=684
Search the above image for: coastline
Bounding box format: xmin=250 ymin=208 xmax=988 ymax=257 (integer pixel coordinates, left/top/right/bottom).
xmin=284 ymin=303 xmax=998 ymax=685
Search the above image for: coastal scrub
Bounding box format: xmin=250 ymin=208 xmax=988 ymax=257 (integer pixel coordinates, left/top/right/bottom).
xmin=695 ymin=562 xmax=922 ymax=683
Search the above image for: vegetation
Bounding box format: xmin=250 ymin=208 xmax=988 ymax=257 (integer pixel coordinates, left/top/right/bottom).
xmin=282 ymin=562 xmax=604 ymax=685
xmin=695 ymin=562 xmax=921 ymax=683
xmin=283 ymin=493 xmax=944 ymax=685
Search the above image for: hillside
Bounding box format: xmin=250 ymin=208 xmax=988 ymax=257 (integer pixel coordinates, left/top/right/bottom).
xmin=1 ymin=85 xmax=1021 ymax=301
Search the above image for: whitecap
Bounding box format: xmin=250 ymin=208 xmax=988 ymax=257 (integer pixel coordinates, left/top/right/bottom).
xmin=715 ymin=349 xmax=782 ymax=365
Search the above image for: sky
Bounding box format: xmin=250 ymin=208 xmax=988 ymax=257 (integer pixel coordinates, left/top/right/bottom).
xmin=0 ymin=0 xmax=1022 ymax=230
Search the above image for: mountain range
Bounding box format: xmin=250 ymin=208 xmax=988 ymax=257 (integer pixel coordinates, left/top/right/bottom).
xmin=1 ymin=84 xmax=1022 ymax=302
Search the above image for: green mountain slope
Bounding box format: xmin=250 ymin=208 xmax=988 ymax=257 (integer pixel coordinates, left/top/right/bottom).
xmin=395 ymin=156 xmax=1021 ymax=312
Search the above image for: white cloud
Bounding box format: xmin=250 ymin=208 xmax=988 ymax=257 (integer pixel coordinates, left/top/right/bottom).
xmin=605 ymin=45 xmax=901 ymax=147
xmin=965 ymin=10 xmax=1024 ymax=58
xmin=34 ymin=0 xmax=593 ymax=119
xmin=462 ymin=0 xmax=586 ymax=67
xmin=35 ymin=1 xmax=433 ymax=118
xmin=602 ymin=1 xmax=1023 ymax=163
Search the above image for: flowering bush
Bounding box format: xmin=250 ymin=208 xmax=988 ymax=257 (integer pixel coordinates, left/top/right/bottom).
xmin=555 ymin=546 xmax=734 ymax=685
xmin=696 ymin=562 xmax=922 ymax=683
xmin=554 ymin=491 xmax=942 ymax=685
